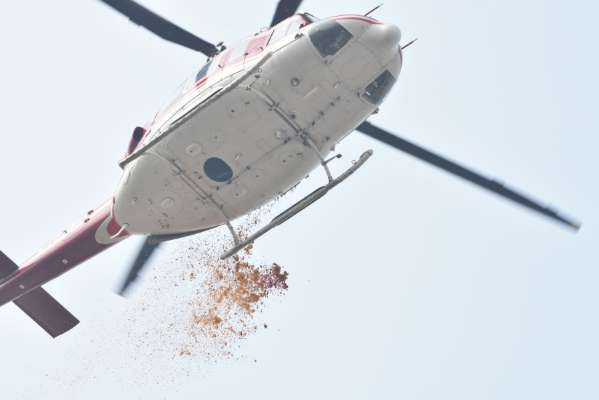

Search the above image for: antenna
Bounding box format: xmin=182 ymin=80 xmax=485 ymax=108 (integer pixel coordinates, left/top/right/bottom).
xmin=401 ymin=38 xmax=418 ymax=50
xmin=364 ymin=4 xmax=383 ymax=17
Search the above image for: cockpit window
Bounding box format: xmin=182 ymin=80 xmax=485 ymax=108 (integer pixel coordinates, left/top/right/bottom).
xmin=363 ymin=70 xmax=396 ymax=105
xmin=195 ymin=61 xmax=212 ymax=82
xmin=309 ymin=20 xmax=353 ymax=57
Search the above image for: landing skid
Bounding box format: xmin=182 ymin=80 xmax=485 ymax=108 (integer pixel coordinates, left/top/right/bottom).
xmin=221 ymin=149 xmax=373 ymax=259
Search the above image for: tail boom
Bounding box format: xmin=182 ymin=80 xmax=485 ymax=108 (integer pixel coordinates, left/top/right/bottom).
xmin=0 ymin=200 xmax=129 ymax=337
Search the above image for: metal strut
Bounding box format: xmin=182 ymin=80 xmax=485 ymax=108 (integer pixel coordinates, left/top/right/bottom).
xmin=301 ymin=132 xmax=335 ymax=183
xmin=225 ymin=220 xmax=241 ymax=247
xmin=220 ymin=149 xmax=374 ymax=259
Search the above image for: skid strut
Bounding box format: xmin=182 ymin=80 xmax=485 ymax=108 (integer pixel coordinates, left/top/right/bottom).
xmin=220 ymin=149 xmax=373 ymax=259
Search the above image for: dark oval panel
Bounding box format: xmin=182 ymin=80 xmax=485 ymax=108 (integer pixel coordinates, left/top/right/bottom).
xmin=203 ymin=157 xmax=233 ymax=182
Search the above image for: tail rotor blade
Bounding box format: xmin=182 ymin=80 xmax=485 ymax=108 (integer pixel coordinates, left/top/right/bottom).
xmin=98 ymin=0 xmax=218 ymax=56
xmin=356 ymin=121 xmax=581 ymax=231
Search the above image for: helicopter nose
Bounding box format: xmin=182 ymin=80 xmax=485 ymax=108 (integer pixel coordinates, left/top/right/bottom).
xmin=359 ymin=23 xmax=402 ymax=63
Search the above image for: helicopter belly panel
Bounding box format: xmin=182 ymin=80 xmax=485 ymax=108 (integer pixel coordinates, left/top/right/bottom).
xmin=114 ymin=35 xmax=383 ymax=235
xmin=113 ymin=153 xmax=222 ymax=233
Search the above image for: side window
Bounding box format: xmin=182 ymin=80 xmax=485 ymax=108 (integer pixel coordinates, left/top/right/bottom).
xmin=309 ymin=20 xmax=353 ymax=57
xmin=195 ymin=61 xmax=212 ymax=82
xmin=363 ymin=70 xmax=396 ymax=105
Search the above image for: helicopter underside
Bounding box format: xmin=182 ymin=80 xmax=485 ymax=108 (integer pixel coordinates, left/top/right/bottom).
xmin=114 ymin=19 xmax=402 ymax=235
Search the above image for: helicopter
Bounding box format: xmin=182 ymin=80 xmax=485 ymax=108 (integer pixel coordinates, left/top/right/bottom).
xmin=0 ymin=0 xmax=580 ymax=338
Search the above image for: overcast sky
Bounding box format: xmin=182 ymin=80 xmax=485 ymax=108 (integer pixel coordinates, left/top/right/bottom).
xmin=0 ymin=1 xmax=597 ymax=399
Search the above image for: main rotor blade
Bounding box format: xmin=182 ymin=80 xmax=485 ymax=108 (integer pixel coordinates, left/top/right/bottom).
xmin=98 ymin=0 xmax=218 ymax=56
xmin=271 ymin=0 xmax=303 ymax=27
xmin=357 ymin=122 xmax=581 ymax=230
xmin=118 ymin=236 xmax=161 ymax=296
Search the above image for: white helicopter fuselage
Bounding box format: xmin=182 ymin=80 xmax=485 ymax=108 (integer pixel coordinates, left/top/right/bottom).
xmin=1 ymin=9 xmax=578 ymax=339
xmin=114 ymin=14 xmax=402 ymax=235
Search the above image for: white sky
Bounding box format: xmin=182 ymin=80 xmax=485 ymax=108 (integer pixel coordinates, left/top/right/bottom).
xmin=0 ymin=0 xmax=597 ymax=399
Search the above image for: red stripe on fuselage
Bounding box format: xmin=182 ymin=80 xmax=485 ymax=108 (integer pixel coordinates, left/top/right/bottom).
xmin=0 ymin=200 xmax=129 ymax=306
xmin=333 ymin=15 xmax=383 ymax=24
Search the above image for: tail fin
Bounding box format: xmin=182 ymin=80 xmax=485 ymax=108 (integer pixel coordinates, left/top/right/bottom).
xmin=0 ymin=252 xmax=79 ymax=338
xmin=0 ymin=252 xmax=18 ymax=282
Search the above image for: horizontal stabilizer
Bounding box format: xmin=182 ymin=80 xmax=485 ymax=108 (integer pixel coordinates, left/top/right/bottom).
xmin=0 ymin=251 xmax=18 ymax=281
xmin=13 ymin=287 xmax=79 ymax=338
